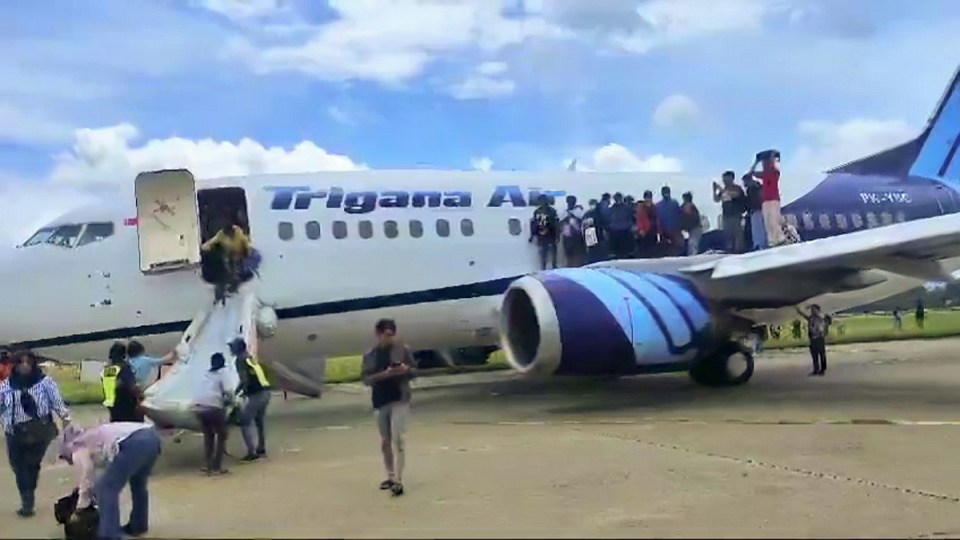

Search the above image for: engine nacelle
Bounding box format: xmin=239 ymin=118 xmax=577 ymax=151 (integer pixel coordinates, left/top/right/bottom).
xmin=255 ymin=305 xmax=279 ymax=339
xmin=499 ymin=267 xmax=719 ymax=376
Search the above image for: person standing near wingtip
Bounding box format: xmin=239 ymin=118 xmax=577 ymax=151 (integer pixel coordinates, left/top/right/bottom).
xmin=361 ymin=319 xmax=417 ymax=497
xmin=796 ymin=304 xmax=829 ymax=376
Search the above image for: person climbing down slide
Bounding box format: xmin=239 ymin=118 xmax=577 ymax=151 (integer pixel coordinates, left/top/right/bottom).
xmin=201 ymin=221 xmax=252 ymax=302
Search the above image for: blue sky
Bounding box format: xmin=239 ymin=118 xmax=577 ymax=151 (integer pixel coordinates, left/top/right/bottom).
xmin=1 ymin=0 xmax=959 ymax=243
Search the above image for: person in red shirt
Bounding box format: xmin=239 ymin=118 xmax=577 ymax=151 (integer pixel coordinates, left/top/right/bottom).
xmin=751 ymin=150 xmax=782 ymax=246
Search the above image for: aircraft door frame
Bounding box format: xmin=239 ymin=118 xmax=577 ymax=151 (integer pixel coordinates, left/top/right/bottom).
xmin=134 ymin=169 xmax=201 ymax=274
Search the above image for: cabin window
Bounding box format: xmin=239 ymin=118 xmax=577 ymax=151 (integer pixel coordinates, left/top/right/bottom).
xmin=305 ymin=221 xmax=321 ymax=240
xmin=508 ymin=218 xmax=522 ymax=236
xmin=784 ymin=214 xmax=799 ymax=230
xmin=866 ymin=212 xmax=879 ymax=228
xmin=384 ymin=220 xmax=399 ymax=239
xmin=801 ymin=212 xmax=815 ymax=230
xmin=850 ymin=212 xmax=864 ymax=229
xmin=359 ymin=220 xmax=374 ymax=239
xmin=332 ymin=220 xmax=348 ymax=239
xmin=834 ymin=213 xmax=848 ymax=230
xmin=880 ymin=212 xmax=894 ymax=226
xmin=278 ymin=222 xmax=294 ymax=241
xmin=818 ymin=213 xmax=831 ymax=231
xmin=409 ymin=220 xmax=423 ymax=238
xmin=895 ymin=211 xmax=907 ymax=223
xmin=460 ymin=218 xmax=474 ymax=237
xmin=77 ymin=222 xmax=115 ymax=247
xmin=436 ymin=219 xmax=450 ymax=238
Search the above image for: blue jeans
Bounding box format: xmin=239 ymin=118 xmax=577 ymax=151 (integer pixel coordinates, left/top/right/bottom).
xmin=96 ymin=428 xmax=161 ymax=540
xmin=240 ymin=391 xmax=271 ymax=455
xmin=750 ymin=211 xmax=767 ymax=250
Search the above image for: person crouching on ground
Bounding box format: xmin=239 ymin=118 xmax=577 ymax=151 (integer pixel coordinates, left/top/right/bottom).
xmin=230 ymin=338 xmax=271 ymax=462
xmin=59 ymin=421 xmax=162 ymax=539
xmin=193 ymin=353 xmax=233 ymax=475
xmin=1 ymin=350 xmax=72 ymax=517
xmin=361 ymin=318 xmax=417 ymax=497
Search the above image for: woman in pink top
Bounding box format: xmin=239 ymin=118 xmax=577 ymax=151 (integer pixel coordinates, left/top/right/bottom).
xmin=59 ymin=421 xmax=162 ymax=539
xmin=751 ymin=150 xmax=783 ymax=247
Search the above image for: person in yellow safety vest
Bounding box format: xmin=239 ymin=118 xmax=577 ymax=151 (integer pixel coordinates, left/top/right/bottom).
xmin=228 ymin=338 xmax=271 ymax=462
xmin=102 ymin=342 xmax=143 ymax=423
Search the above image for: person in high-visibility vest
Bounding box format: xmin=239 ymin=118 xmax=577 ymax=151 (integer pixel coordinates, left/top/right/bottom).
xmin=229 ymin=338 xmax=271 ymax=462
xmin=101 ymin=342 xmax=142 ymax=423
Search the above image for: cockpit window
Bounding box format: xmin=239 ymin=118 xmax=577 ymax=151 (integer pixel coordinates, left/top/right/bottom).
xmin=45 ymin=224 xmax=84 ymax=248
xmin=21 ymin=222 xmax=115 ymax=249
xmin=21 ymin=227 xmax=55 ymax=247
xmin=77 ymin=222 xmax=115 ymax=246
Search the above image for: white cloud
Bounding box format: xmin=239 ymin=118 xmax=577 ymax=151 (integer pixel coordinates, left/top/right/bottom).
xmin=49 ymin=123 xmax=364 ymax=187
xmin=234 ymin=0 xmax=569 ymax=85
xmin=448 ymin=62 xmax=516 ymax=100
xmin=470 ymin=157 xmax=494 ymax=171
xmin=0 ymin=123 xmax=365 ymax=246
xmin=786 ymin=117 xmax=917 ymax=203
xmin=652 ymin=93 xmax=700 ymax=128
xmin=577 ymin=143 xmax=684 ymax=173
xmin=613 ymin=0 xmax=772 ymax=53
xmin=195 ymin=0 xmax=287 ymax=21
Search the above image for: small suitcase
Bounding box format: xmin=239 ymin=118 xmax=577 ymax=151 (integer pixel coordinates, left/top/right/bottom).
xmin=54 ymin=489 xmax=99 ymax=540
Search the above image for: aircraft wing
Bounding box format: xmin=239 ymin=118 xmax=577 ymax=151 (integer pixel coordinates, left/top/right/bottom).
xmin=678 ymin=212 xmax=960 ymax=309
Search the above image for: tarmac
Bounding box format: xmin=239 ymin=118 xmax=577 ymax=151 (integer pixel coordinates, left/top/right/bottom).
xmin=5 ymin=338 xmax=960 ymax=538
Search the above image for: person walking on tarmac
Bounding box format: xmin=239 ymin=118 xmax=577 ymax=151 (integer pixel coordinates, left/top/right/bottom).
xmin=59 ymin=420 xmax=162 ymax=539
xmin=201 ymin=219 xmax=252 ymax=303
xmin=229 ymin=338 xmax=270 ymax=462
xmin=101 ymin=343 xmax=143 ymax=423
xmin=1 ymin=350 xmax=72 ymax=517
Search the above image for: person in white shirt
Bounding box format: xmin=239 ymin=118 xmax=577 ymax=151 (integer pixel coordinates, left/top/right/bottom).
xmin=192 ymin=353 xmax=233 ymax=475
xmin=59 ymin=421 xmax=162 ymax=539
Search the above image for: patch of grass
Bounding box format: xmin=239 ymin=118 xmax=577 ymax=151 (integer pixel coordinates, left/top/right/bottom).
xmin=47 ymin=311 xmax=960 ymax=405
xmin=764 ymin=309 xmax=960 ymax=349
xmin=44 ymin=364 xmax=103 ymax=406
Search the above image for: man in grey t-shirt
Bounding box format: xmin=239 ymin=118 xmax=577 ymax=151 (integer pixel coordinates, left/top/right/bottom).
xmin=361 ymin=318 xmax=417 ymax=496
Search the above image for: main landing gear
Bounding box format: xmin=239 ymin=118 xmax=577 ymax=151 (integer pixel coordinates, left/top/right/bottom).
xmin=688 ymin=341 xmax=755 ymax=387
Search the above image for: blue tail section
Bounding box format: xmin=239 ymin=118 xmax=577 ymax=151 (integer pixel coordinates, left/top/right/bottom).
xmin=826 ymin=64 xmax=960 ymax=181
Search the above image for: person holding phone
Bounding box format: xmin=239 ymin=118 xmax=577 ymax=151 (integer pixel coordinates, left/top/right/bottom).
xmin=361 ymin=319 xmax=417 ymax=497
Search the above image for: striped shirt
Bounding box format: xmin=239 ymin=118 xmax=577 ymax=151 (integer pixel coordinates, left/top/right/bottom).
xmin=0 ymin=377 xmax=71 ymax=434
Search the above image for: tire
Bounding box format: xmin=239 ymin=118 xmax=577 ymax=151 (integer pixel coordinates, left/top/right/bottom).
xmin=689 ymin=342 xmax=754 ymax=387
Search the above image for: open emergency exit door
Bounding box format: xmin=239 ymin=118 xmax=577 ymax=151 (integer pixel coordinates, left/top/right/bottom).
xmin=134 ymin=169 xmax=201 ymax=274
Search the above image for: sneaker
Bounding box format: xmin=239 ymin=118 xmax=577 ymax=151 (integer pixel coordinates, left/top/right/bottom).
xmin=391 ymin=482 xmax=404 ymax=496
xmin=15 ymin=508 xmax=35 ymax=518
xmin=240 ymin=453 xmax=260 ymax=463
xmin=211 ymin=468 xmax=230 ymax=476
xmin=808 ymin=371 xmax=820 ymax=377
xmin=256 ymin=449 xmax=267 ymax=458
xmin=379 ymin=479 xmax=395 ymax=490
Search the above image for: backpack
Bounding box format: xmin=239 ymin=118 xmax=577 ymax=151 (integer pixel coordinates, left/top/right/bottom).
xmin=55 ymin=489 xmax=99 ymax=540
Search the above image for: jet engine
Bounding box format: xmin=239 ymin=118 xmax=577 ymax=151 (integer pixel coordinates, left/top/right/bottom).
xmin=498 ymin=267 xmax=753 ymax=386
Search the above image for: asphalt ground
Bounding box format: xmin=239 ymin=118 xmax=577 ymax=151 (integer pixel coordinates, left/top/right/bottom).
xmin=4 ymin=338 xmax=960 ymax=538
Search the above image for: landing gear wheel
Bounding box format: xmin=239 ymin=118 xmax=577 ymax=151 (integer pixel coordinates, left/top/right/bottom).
xmin=689 ymin=342 xmax=755 ymax=387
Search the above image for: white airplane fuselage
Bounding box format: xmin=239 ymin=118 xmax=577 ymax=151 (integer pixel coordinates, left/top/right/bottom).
xmin=1 ymin=171 xmax=662 ymax=376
